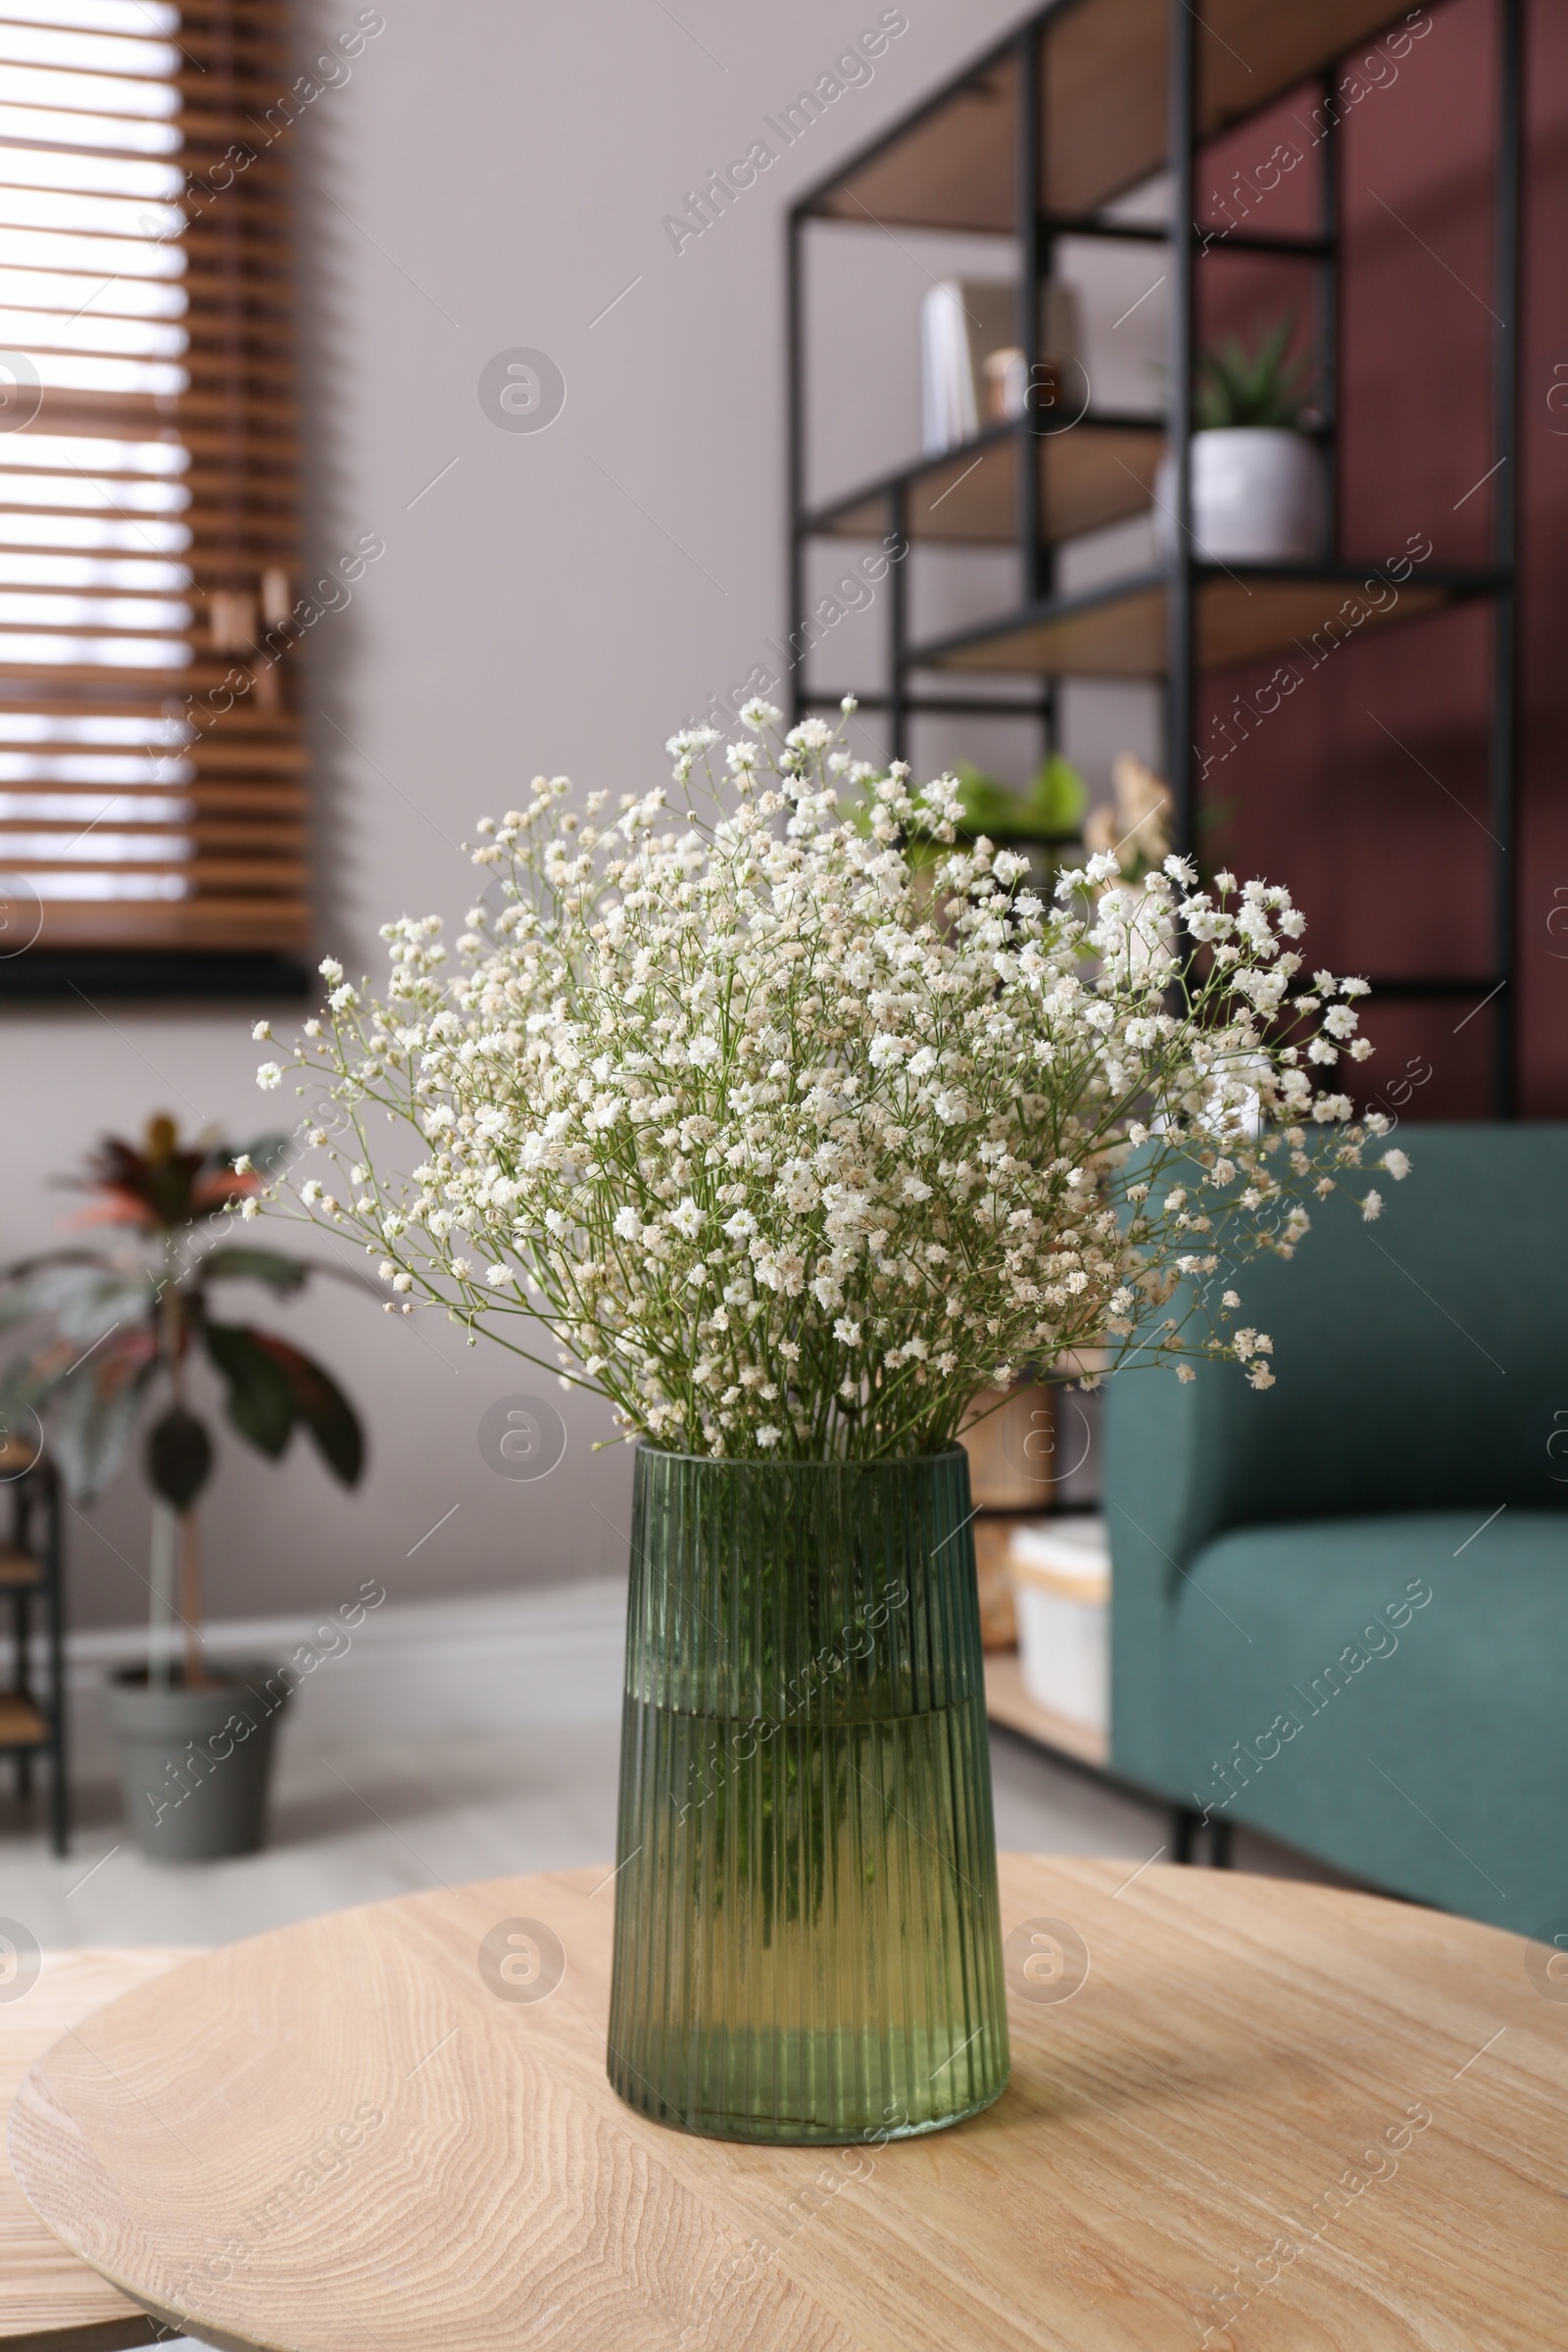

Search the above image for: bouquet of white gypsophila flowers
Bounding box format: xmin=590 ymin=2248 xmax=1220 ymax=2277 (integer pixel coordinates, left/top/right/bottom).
xmin=255 ymin=700 xmax=1408 ymax=1460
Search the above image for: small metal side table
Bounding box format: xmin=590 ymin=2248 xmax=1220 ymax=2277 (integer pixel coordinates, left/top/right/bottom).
xmin=0 ymin=1437 xmax=68 ymax=1856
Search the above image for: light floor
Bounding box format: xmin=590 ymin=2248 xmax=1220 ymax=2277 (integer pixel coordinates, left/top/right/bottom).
xmin=0 ymin=1717 xmax=1343 ymax=1951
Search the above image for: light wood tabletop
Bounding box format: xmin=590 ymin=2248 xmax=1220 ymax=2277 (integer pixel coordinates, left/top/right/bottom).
xmin=8 ymin=1859 xmax=1567 ymax=2351
xmin=1 ymin=1945 xmax=197 ymax=2351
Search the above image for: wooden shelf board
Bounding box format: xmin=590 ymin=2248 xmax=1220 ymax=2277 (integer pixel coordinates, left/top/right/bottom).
xmin=808 ymin=0 xmax=1418 ymax=229
xmin=920 ymin=568 xmax=1465 ymax=679
xmin=1042 ymin=0 xmax=1409 ymax=214
xmin=985 ymin=1648 xmax=1109 ymax=1770
xmin=0 ymin=1547 xmax=44 ymax=1591
xmin=0 ymin=1693 xmax=49 ymax=1748
xmin=813 ymin=420 xmax=1165 ymax=550
xmin=810 ymin=50 xmax=1018 ymax=235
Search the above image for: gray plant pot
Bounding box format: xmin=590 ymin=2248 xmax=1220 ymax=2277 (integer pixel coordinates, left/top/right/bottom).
xmin=107 ymin=1660 xmax=294 ymax=1863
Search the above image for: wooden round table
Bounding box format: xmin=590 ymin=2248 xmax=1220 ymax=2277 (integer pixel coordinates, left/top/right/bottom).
xmin=9 ymin=1857 xmax=1567 ymax=2350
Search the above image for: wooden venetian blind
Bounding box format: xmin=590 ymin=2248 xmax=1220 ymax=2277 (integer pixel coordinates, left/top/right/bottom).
xmin=0 ymin=0 xmax=305 ymax=960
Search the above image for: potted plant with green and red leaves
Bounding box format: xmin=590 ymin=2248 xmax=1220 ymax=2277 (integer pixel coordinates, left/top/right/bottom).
xmin=0 ymin=1114 xmax=367 ymax=1860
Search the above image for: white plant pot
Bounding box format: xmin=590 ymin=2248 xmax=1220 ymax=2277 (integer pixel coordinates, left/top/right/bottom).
xmin=1155 ymin=427 xmax=1326 ymax=564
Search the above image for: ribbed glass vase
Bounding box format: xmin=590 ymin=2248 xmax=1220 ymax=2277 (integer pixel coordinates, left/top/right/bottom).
xmin=607 ymin=1444 xmax=1008 ymax=2143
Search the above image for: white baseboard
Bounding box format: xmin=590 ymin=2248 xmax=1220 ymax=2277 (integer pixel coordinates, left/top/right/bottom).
xmin=46 ymin=1578 xmax=628 ymax=1781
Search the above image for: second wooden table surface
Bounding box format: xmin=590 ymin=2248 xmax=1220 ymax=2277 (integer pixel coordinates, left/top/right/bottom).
xmin=11 ymin=1856 xmax=1568 ymax=2351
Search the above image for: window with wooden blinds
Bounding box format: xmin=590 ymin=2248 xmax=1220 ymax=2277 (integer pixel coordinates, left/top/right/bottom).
xmin=0 ymin=0 xmax=318 ymax=988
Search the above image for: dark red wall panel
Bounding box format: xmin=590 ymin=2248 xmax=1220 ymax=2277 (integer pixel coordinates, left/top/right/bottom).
xmin=1190 ymin=0 xmax=1566 ymax=1113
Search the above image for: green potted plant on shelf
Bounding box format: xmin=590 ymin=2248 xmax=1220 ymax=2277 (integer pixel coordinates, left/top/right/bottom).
xmin=0 ymin=1117 xmax=366 ymax=1862
xmin=1156 ymin=313 xmax=1325 ymax=563
xmin=882 ymin=754 xmax=1087 ymax=901
xmin=953 ymin=752 xmax=1087 ymax=875
xmin=260 ymin=700 xmax=1401 ymax=2143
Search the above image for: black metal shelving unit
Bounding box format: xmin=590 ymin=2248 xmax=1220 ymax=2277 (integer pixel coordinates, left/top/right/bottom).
xmin=786 ymin=0 xmax=1523 ymax=1114
xmin=787 ymin=0 xmax=1524 ymax=1833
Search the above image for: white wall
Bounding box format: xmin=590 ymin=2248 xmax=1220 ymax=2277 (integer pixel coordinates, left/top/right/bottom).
xmin=0 ymin=0 xmax=1144 ymax=1630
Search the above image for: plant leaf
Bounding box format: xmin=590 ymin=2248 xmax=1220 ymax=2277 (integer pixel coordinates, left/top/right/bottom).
xmin=200 ymin=1247 xmax=311 ymax=1295
xmin=0 ymin=1324 xmax=152 ymax=1420
xmin=1026 ymin=753 xmax=1088 ymax=836
xmin=1197 ymin=313 xmax=1307 ymax=430
xmin=0 ymin=1263 xmax=154 ymax=1344
xmin=0 ymin=1278 xmax=59 ymax=1334
xmin=145 ymin=1404 xmax=213 ymax=1509
xmin=252 ymin=1332 xmax=365 ymax=1486
xmin=47 ymin=1352 xmax=155 ymax=1501
xmin=203 ymin=1320 xmax=294 ymax=1458
xmin=234 ymin=1132 xmax=290 ymax=1176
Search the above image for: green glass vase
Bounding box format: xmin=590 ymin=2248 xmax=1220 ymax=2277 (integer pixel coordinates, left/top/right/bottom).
xmin=607 ymin=1445 xmax=1009 ymax=2143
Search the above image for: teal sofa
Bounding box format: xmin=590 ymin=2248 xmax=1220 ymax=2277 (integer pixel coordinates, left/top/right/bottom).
xmin=1104 ymin=1124 xmax=1568 ymax=1932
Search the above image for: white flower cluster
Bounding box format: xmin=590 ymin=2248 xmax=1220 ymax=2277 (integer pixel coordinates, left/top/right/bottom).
xmin=267 ymin=710 xmax=1403 ymax=1455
